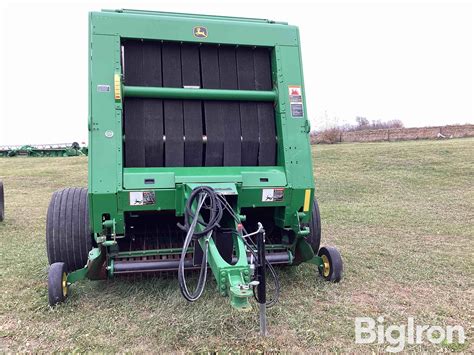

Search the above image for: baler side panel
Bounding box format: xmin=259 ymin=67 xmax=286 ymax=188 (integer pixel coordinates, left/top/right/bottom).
xmin=89 ymin=34 xmax=122 ymax=195
xmin=89 ymin=34 xmax=123 ymax=233
xmin=274 ymin=45 xmax=314 ymax=190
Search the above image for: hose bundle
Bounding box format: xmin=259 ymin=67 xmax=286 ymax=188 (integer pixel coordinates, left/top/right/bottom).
xmin=177 ymin=186 xmax=280 ymax=307
xmin=178 ymin=186 xmax=224 ymax=302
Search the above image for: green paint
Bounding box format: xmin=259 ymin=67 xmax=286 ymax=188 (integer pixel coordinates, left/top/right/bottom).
xmin=124 ymin=86 xmax=276 ymax=101
xmin=67 ymin=267 xmax=88 ymax=284
xmin=307 ymin=255 xmax=324 ymax=268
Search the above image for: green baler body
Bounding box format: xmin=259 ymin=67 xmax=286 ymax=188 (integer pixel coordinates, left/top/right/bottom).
xmin=89 ymin=9 xmax=314 ymax=232
xmin=86 ymin=10 xmax=317 ymax=307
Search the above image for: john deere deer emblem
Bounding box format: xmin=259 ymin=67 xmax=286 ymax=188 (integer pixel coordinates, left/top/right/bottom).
xmin=193 ymin=26 xmax=208 ymax=38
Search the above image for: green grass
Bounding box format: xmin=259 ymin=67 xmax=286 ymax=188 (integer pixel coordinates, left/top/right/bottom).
xmin=0 ymin=138 xmax=472 ymax=352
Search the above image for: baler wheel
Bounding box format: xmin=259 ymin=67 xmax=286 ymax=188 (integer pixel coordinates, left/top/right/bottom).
xmin=318 ymin=246 xmax=343 ymax=282
xmin=0 ymin=180 xmax=4 ymax=222
xmin=307 ymin=199 xmax=321 ymax=252
xmin=48 ymin=262 xmax=68 ymax=306
xmin=46 ymin=187 xmax=92 ymax=272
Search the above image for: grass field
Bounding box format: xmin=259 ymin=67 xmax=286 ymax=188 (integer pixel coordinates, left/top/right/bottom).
xmin=0 ymin=139 xmax=472 ymax=352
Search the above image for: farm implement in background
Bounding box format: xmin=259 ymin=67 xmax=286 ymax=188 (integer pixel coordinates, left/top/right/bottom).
xmin=0 ymin=142 xmax=88 ymax=157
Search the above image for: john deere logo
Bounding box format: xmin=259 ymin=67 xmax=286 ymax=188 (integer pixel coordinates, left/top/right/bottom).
xmin=193 ymin=26 xmax=208 ymax=38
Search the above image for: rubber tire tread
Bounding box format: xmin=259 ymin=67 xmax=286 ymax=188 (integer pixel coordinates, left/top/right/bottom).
xmin=318 ymin=246 xmax=343 ymax=282
xmin=48 ymin=262 xmax=67 ymax=306
xmin=308 ymin=199 xmax=322 ymax=252
xmin=46 ymin=187 xmax=91 ymax=272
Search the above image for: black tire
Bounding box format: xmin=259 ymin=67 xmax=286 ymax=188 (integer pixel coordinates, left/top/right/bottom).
xmin=318 ymin=246 xmax=343 ymax=282
xmin=48 ymin=262 xmax=68 ymax=305
xmin=0 ymin=181 xmax=4 ymax=222
xmin=46 ymin=187 xmax=91 ymax=272
xmin=307 ymin=199 xmax=321 ymax=252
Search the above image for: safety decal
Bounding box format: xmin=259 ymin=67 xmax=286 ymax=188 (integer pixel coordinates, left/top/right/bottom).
xmin=288 ymin=85 xmax=304 ymax=118
xmin=262 ymin=188 xmax=284 ymax=202
xmin=129 ymin=191 xmax=156 ymax=206
xmin=97 ymin=84 xmax=110 ymax=92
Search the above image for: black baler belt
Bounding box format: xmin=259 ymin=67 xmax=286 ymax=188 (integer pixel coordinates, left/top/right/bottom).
xmin=163 ymin=42 xmax=184 ymax=166
xmin=164 ymin=100 xmax=184 ymax=167
xmin=203 ymin=101 xmax=224 ymax=166
xmin=200 ymin=45 xmax=220 ymax=89
xmin=122 ymin=41 xmax=148 ymax=167
xmin=256 ymin=102 xmax=276 ymax=165
xmin=181 ymin=43 xmax=203 ymax=166
xmin=221 ymin=102 xmax=241 ymax=166
xmin=239 ymin=102 xmax=259 ymax=166
xmin=162 ymin=42 xmax=182 ymax=88
xmin=201 ymin=45 xmax=224 ymax=166
xmin=123 ymin=41 xmax=276 ymax=168
xmin=123 ymin=40 xmax=162 ymax=87
xmin=183 ymin=101 xmax=203 ymax=166
xmin=181 ymin=43 xmax=201 ymax=87
xmin=253 ymin=47 xmax=276 ymax=165
xmin=142 ymin=41 xmax=162 ymax=86
xmin=123 ymin=40 xmax=143 ymax=86
xmin=144 ymin=99 xmax=164 ymax=167
xmin=124 ymin=98 xmax=146 ymax=167
xmin=218 ymin=46 xmax=241 ymax=166
xmin=237 ymin=47 xmax=259 ymax=166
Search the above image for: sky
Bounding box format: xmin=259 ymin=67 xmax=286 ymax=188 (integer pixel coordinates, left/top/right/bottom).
xmin=0 ymin=0 xmax=472 ymax=145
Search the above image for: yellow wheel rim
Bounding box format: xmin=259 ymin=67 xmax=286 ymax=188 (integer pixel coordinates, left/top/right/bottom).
xmin=62 ymin=272 xmax=68 ymax=297
xmin=321 ymin=254 xmax=330 ymax=277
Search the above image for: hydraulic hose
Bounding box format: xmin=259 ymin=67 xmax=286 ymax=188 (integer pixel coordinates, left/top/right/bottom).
xmin=177 ymin=186 xmax=280 ymax=307
xmin=178 ymin=186 xmax=224 ymax=302
xmin=178 ymin=193 xmax=209 ymax=301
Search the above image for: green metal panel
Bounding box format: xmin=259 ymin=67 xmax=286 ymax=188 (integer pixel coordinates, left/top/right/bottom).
xmin=273 ymin=44 xmax=314 ymax=190
xmin=123 ymin=166 xmax=287 ymax=189
xmin=89 ymin=33 xmax=122 ymax=195
xmin=106 ymin=9 xmax=288 ymax=24
xmin=90 ymin=11 xmax=298 ymax=47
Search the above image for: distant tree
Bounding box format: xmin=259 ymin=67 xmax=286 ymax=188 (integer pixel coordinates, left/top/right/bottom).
xmin=387 ymin=119 xmax=404 ymax=129
xmin=356 ymin=117 xmax=369 ymax=130
xmin=349 ymin=117 xmax=404 ymax=131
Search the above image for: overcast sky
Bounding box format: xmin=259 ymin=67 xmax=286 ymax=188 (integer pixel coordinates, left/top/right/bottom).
xmin=0 ymin=0 xmax=472 ymax=145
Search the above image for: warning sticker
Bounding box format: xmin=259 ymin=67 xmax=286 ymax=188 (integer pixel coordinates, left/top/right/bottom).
xmin=288 ymin=85 xmax=304 ymax=118
xmin=291 ymin=104 xmax=304 ymax=117
xmin=97 ymin=84 xmax=110 ymax=92
xmin=262 ymin=188 xmax=284 ymax=202
xmin=129 ymin=191 xmax=156 ymax=206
